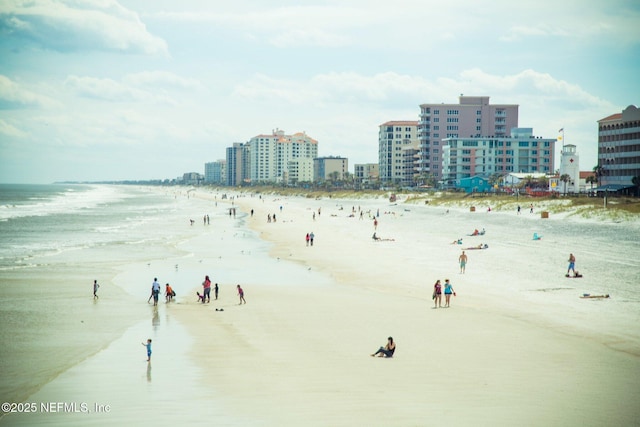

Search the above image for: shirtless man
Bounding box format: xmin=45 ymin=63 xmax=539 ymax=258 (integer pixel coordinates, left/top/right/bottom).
xmin=459 ymin=251 xmax=468 ymax=274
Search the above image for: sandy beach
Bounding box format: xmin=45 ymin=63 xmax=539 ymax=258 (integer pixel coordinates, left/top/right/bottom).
xmin=3 ymin=188 xmax=639 ymax=426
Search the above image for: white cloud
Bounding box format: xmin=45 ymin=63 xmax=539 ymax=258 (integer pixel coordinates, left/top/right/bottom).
xmin=123 ymin=71 xmax=202 ymax=90
xmin=0 ymin=75 xmax=57 ymax=108
xmin=63 ymin=75 xmax=177 ymax=105
xmin=0 ymin=0 xmax=168 ymax=55
xmin=0 ymin=118 xmax=27 ymax=138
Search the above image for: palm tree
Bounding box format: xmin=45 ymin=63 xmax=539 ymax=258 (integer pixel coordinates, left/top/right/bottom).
xmin=560 ymin=174 xmax=571 ymax=195
xmin=593 ymin=165 xmax=605 ymax=187
xmin=585 ymin=175 xmax=597 ymax=191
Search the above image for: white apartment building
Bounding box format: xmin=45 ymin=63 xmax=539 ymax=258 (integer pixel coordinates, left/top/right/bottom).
xmin=442 ymin=128 xmax=555 ymax=185
xmin=249 ymin=129 xmax=318 ymax=183
xmin=378 ymin=121 xmax=419 ymax=185
xmin=418 ymin=96 xmax=519 ymax=182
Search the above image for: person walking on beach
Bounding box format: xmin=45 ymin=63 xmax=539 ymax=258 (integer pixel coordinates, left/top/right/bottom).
xmin=444 ymin=279 xmax=456 ymax=307
xmin=371 ymin=336 xmax=395 ymax=358
xmin=202 ymin=275 xmax=212 ymax=303
xmin=459 ymin=251 xmax=468 ymax=274
xmin=214 ymin=283 xmax=219 ymax=300
xmin=151 ymin=278 xmax=161 ymax=306
xmin=93 ymin=280 xmax=100 ymax=299
xmin=567 ymin=253 xmax=576 ymax=277
xmin=306 ymin=233 xmax=310 ymax=246
xmin=237 ymin=284 xmax=246 ymax=304
xmin=373 ymin=218 xmax=378 ymax=230
xmin=433 ymin=280 xmax=442 ymax=308
xmin=309 ymin=232 xmax=315 ymax=246
xmin=142 ymin=339 xmax=152 ymax=362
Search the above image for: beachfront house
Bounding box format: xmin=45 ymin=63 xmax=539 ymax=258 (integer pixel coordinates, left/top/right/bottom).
xmin=457 ymin=175 xmax=491 ymax=193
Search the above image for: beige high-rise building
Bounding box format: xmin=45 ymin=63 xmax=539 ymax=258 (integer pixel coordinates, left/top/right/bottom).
xmin=418 ymin=96 xmax=519 ymax=182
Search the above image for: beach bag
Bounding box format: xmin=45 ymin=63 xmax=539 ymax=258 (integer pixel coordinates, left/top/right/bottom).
xmin=171 ymin=290 xmax=176 ymax=297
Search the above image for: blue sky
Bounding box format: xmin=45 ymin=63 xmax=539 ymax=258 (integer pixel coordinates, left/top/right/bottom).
xmin=1 ymin=0 xmax=638 ymax=183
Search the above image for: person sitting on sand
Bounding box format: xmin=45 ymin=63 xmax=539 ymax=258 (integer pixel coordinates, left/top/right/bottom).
xmin=196 ymin=291 xmax=204 ymax=303
xmin=451 ymin=238 xmax=463 ymax=245
xmin=472 ymin=229 xmax=479 ymax=236
xmin=371 ymin=336 xmax=396 ymax=358
xmin=372 ymin=232 xmax=381 ymax=241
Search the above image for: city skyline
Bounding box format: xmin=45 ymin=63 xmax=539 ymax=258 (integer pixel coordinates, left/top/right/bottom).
xmin=1 ymin=0 xmax=638 ymax=184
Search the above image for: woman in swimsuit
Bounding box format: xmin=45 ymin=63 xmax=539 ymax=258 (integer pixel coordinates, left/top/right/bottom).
xmin=433 ymin=280 xmax=442 ymax=308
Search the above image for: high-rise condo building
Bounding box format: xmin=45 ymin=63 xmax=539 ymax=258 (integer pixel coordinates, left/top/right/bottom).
xmin=442 ymin=128 xmax=555 ymax=185
xmin=418 ymin=96 xmax=519 ymax=182
xmin=205 ymin=160 xmax=226 ymax=184
xmin=226 ymin=142 xmax=250 ymax=186
xmin=249 ymin=129 xmax=318 ymax=183
xmin=378 ymin=121 xmax=419 ymax=185
xmin=597 ymin=105 xmax=640 ymax=189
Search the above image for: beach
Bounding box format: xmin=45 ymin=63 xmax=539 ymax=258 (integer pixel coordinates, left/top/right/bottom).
xmin=2 ymin=186 xmax=640 ymax=426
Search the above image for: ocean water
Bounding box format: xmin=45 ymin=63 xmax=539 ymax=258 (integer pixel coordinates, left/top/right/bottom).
xmin=0 ymin=184 xmax=332 ymax=421
xmin=0 ymin=184 xmax=222 ymax=405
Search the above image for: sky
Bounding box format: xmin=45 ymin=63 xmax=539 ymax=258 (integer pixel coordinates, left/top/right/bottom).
xmin=0 ymin=0 xmax=639 ymax=184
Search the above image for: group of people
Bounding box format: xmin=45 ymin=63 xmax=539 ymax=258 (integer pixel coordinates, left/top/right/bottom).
xmin=200 ymin=276 xmax=245 ymax=304
xmin=305 ymin=232 xmax=315 ymax=246
xmin=143 ymin=275 xmax=247 ymax=306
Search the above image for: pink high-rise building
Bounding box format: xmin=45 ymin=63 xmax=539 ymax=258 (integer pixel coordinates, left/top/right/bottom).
xmin=418 ymin=96 xmax=519 ymax=182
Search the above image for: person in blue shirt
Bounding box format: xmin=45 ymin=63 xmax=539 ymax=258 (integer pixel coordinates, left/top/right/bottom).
xmin=142 ymin=339 xmax=152 ymax=362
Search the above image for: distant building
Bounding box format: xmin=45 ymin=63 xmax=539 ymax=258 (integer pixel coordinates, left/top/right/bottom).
xmin=418 ymin=96 xmax=519 ymax=182
xmin=354 ymin=163 xmax=379 ymax=182
xmin=204 ymin=160 xmax=226 ymax=185
xmin=249 ymin=129 xmax=318 ymax=183
xmin=597 ymin=105 xmax=640 ymax=191
xmin=287 ymin=158 xmax=314 ymax=185
xmin=314 ymin=156 xmax=348 ymax=182
xmin=226 ymin=142 xmax=250 ymax=186
xmin=182 ymin=172 xmax=203 ymax=186
xmin=442 ymin=128 xmax=555 ymax=186
xmin=457 ymin=175 xmax=491 ymax=193
xmin=554 ymin=144 xmax=580 ymax=194
xmin=378 ymin=120 xmax=419 ymax=185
